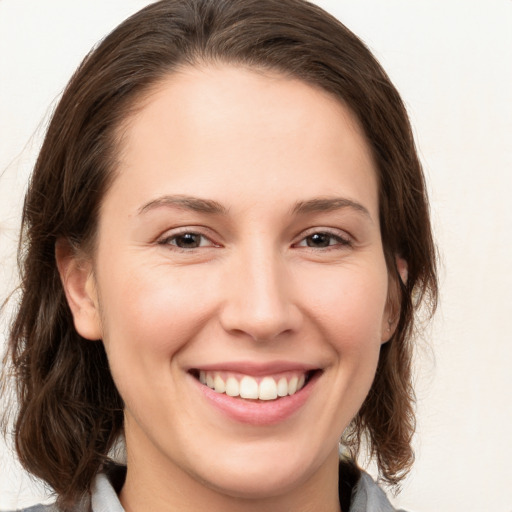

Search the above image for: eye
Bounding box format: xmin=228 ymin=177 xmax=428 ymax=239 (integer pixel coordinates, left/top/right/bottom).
xmin=295 ymin=231 xmax=351 ymax=249
xmin=158 ymin=232 xmax=215 ymax=249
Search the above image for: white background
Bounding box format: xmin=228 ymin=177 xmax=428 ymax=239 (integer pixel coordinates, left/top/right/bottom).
xmin=1 ymin=1 xmax=511 ymax=510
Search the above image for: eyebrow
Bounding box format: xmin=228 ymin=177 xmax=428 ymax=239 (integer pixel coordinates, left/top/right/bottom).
xmin=138 ymin=195 xmax=228 ymax=215
xmin=138 ymin=194 xmax=371 ymax=220
xmin=291 ymin=197 xmax=372 ymax=219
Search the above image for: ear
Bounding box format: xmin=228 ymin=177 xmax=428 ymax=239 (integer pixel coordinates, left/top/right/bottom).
xmin=381 ymin=256 xmax=408 ymax=343
xmin=55 ymin=239 xmax=102 ymax=340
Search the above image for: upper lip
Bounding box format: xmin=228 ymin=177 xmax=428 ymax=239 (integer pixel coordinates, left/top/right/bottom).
xmin=189 ymin=360 xmax=320 ymax=376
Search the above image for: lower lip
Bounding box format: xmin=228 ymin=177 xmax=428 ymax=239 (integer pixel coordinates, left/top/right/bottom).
xmin=191 ymin=372 xmax=319 ymax=426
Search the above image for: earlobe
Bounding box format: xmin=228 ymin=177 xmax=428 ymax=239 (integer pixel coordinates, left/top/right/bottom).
xmin=381 ymin=256 xmax=408 ymax=343
xmin=55 ymin=239 xmax=102 ymax=340
xmin=396 ymin=256 xmax=408 ymax=287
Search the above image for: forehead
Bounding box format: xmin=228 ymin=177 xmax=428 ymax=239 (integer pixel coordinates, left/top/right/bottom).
xmin=108 ymin=64 xmax=378 ymax=219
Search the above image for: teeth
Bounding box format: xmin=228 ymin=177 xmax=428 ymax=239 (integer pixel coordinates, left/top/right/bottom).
xmin=198 ymin=371 xmax=308 ymax=400
xmin=288 ymin=376 xmax=298 ymax=395
xmin=239 ymin=376 xmax=259 ymax=399
xmin=213 ymin=374 xmax=226 ymax=393
xmin=225 ymin=376 xmax=239 ymax=397
xmin=277 ymin=377 xmax=288 ymax=397
xmin=259 ymin=377 xmax=278 ymax=400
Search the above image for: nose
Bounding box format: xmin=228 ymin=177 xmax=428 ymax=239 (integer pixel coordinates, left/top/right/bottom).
xmin=219 ymin=248 xmax=303 ymax=342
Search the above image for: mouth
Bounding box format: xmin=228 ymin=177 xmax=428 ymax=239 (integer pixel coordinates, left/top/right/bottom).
xmin=189 ymin=369 xmax=319 ymax=401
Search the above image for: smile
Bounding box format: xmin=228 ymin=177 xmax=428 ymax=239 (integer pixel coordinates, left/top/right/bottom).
xmin=197 ymin=371 xmax=309 ymax=400
xmin=189 ymin=366 xmax=321 ymax=425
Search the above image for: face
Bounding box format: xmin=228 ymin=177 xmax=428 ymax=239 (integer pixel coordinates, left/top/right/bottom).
xmin=63 ymin=65 xmax=394 ymax=508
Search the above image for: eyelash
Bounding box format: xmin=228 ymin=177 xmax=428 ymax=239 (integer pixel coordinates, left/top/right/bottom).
xmin=293 ymin=230 xmax=352 ymax=250
xmin=157 ymin=230 xmax=217 ymax=250
xmin=157 ymin=228 xmax=352 ymax=251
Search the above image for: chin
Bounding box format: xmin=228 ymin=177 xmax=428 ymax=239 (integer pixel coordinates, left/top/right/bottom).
xmin=187 ymin=439 xmax=334 ymax=501
xmin=198 ymin=463 xmax=309 ymax=500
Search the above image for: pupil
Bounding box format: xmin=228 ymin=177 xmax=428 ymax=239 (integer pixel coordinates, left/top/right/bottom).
xmin=308 ymin=233 xmax=330 ymax=247
xmin=177 ymin=233 xmax=200 ymax=248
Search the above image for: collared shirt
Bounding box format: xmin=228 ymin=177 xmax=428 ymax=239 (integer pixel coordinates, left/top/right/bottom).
xmin=7 ymin=461 xmax=405 ymax=512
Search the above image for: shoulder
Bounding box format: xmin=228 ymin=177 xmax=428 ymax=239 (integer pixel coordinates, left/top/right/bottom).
xmin=3 ymin=463 xmax=125 ymax=512
xmin=3 ymin=495 xmax=90 ymax=512
xmin=351 ymin=471 xmax=408 ymax=512
xmin=3 ymin=506 xmax=61 ymax=512
xmin=339 ymin=458 xmax=407 ymax=512
xmin=3 ymin=504 xmax=89 ymax=512
xmin=4 ymin=500 xmax=90 ymax=512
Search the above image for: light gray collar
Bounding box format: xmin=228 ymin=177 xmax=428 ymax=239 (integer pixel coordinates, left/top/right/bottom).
xmin=90 ymin=472 xmax=124 ymax=512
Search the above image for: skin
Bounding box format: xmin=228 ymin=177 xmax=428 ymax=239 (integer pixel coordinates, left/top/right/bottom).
xmin=58 ymin=65 xmax=398 ymax=512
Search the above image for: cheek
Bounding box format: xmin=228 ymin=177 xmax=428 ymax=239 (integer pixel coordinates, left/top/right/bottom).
xmin=95 ymin=269 xmax=202 ymax=417
xmin=96 ymin=259 xmax=225 ymax=383
xmin=301 ymin=263 xmax=389 ymax=347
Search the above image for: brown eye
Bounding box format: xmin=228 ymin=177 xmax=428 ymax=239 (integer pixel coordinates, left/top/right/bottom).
xmin=159 ymin=232 xmax=212 ymax=249
xmin=295 ymin=231 xmax=351 ymax=249
xmin=305 ymin=233 xmax=332 ymax=248
xmin=174 ymin=233 xmax=203 ymax=248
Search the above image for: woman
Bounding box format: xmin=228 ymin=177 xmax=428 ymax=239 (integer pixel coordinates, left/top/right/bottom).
xmin=3 ymin=0 xmax=437 ymax=510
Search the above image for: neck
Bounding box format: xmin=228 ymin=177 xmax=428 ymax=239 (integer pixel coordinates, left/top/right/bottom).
xmin=119 ymin=436 xmax=342 ymax=512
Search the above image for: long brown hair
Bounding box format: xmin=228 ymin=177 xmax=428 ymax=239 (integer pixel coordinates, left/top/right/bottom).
xmin=3 ymin=0 xmax=437 ymax=507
